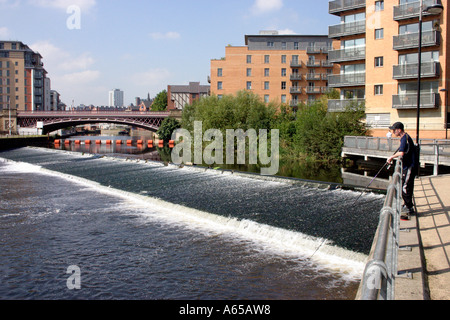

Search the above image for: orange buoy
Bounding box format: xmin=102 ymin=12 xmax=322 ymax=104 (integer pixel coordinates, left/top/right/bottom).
xmin=106 ymin=140 xmax=112 ymax=145
xmin=169 ymin=140 xmax=175 ymax=148
xmin=54 ymin=140 xmax=60 ymax=144
xmin=95 ymin=140 xmax=101 ymax=144
xmin=75 ymin=140 xmax=81 ymax=145
xmin=126 ymin=140 xmax=132 ymax=145
xmin=137 ymin=140 xmax=143 ymax=145
xmin=85 ymin=140 xmax=91 ymax=144
xmin=116 ymin=140 xmax=122 ymax=145
xmin=148 ymin=140 xmax=153 ymax=148
xmin=158 ymin=140 xmax=164 ymax=148
xmin=65 ymin=140 xmax=70 ymax=145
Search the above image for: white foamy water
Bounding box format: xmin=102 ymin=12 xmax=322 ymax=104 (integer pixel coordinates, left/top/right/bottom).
xmin=0 ymin=156 xmax=368 ymax=281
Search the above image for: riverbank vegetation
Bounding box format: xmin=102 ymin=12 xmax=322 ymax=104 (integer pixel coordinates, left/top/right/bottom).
xmin=180 ymin=90 xmax=367 ymax=163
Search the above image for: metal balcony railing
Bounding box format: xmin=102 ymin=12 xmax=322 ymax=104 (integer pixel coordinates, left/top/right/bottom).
xmin=290 ymin=73 xmax=303 ymax=81
xmin=306 ymin=73 xmax=321 ymax=81
xmin=393 ymin=30 xmax=440 ymax=50
xmin=392 ymin=92 xmax=439 ymax=109
xmin=306 ymin=86 xmax=322 ymax=94
xmin=328 ymin=46 xmax=366 ymax=63
xmin=328 ymin=99 xmax=365 ymax=112
xmin=329 ymin=20 xmax=366 ymax=38
xmin=328 ymin=73 xmax=366 ymax=87
xmin=290 ymin=87 xmax=302 ymax=94
xmin=329 ymin=0 xmax=366 ymax=15
xmin=290 ymin=60 xmax=302 ymax=68
xmin=393 ymin=61 xmax=440 ymax=79
xmin=393 ymin=0 xmax=441 ymax=20
xmin=306 ymin=61 xmax=322 ymax=67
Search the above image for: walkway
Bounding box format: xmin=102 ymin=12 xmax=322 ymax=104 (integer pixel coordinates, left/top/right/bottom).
xmin=414 ymin=175 xmax=450 ymax=300
xmin=396 ymin=175 xmax=450 ymax=300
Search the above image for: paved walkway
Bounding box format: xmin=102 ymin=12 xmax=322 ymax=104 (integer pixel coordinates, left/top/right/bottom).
xmin=413 ymin=175 xmax=450 ymax=300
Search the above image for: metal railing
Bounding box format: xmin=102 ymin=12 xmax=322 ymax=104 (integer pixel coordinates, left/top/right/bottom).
xmin=358 ymin=159 xmax=402 ymax=300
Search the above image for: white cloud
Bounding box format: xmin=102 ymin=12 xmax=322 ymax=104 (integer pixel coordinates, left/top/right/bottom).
xmin=149 ymin=31 xmax=181 ymax=40
xmin=131 ymin=68 xmax=171 ymax=87
xmin=58 ymin=70 xmax=100 ymax=84
xmin=251 ymin=0 xmax=283 ymax=15
xmin=30 ymin=41 xmax=95 ymax=72
xmin=29 ymin=0 xmax=96 ymax=11
xmin=0 ymin=27 xmax=9 ymax=38
xmin=278 ymin=28 xmax=296 ymax=35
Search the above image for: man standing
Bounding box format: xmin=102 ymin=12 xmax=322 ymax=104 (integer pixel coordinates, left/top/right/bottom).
xmin=387 ymin=122 xmax=418 ymax=220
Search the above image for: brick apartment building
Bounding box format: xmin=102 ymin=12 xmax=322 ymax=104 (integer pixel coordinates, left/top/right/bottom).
xmin=328 ymin=0 xmax=449 ymax=138
xmin=0 ymin=41 xmax=49 ymax=113
xmin=210 ymin=31 xmax=338 ymax=107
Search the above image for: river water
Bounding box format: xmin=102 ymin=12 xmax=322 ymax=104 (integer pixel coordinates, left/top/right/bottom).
xmin=0 ymin=147 xmax=384 ymax=300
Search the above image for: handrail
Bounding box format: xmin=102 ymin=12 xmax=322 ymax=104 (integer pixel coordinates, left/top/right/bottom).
xmin=358 ymin=159 xmax=402 ymax=300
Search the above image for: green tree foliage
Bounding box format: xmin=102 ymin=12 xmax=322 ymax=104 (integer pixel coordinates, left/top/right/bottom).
xmin=156 ymin=117 xmax=181 ymax=143
xmin=181 ymin=90 xmax=367 ymax=162
xmin=182 ymin=90 xmax=278 ymax=134
xmin=152 ymin=90 xmax=168 ymax=111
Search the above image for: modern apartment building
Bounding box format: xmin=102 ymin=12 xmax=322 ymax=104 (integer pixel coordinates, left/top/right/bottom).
xmin=0 ymin=40 xmax=49 ymax=112
xmin=328 ymin=0 xmax=448 ymax=139
xmin=109 ymin=89 xmax=124 ymax=107
xmin=210 ymin=31 xmax=337 ymax=107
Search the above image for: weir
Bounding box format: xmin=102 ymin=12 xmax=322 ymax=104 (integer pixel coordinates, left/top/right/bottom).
xmin=0 ymin=147 xmax=386 ymax=279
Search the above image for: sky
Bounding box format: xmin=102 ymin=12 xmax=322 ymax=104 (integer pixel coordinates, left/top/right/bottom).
xmin=0 ymin=0 xmax=339 ymax=107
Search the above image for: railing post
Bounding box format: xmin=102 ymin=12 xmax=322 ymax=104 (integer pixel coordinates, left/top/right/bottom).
xmin=434 ymin=141 xmax=439 ymax=176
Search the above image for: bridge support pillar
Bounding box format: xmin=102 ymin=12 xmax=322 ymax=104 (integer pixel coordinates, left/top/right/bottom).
xmin=1 ymin=107 xmax=18 ymax=135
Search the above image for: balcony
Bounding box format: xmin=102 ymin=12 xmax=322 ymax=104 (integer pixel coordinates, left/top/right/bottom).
xmin=328 ymin=99 xmax=365 ymax=112
xmin=392 ymin=92 xmax=439 ymax=109
xmin=328 ymin=46 xmax=366 ymax=63
xmin=329 ymin=20 xmax=366 ymax=38
xmin=329 ymin=0 xmax=366 ymax=15
xmin=306 ymin=60 xmax=322 ymax=67
xmin=306 ymin=73 xmax=321 ymax=81
xmin=322 ymin=60 xmax=334 ymax=67
xmin=290 ymin=60 xmax=303 ymax=68
xmin=290 ymin=87 xmax=303 ymax=94
xmin=328 ymin=73 xmax=366 ymax=87
xmin=306 ymin=86 xmax=322 ymax=94
xmin=290 ymin=73 xmax=303 ymax=81
xmin=393 ymin=61 xmax=440 ymax=79
xmin=393 ymin=30 xmax=440 ymax=50
xmin=394 ymin=0 xmax=441 ymax=21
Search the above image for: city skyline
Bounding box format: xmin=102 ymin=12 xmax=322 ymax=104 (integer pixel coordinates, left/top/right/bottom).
xmin=0 ymin=0 xmax=337 ymax=106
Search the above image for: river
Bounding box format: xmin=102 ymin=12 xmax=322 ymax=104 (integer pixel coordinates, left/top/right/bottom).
xmin=0 ymin=147 xmax=384 ymax=300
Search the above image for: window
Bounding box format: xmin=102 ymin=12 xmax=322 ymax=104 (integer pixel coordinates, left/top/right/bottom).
xmin=375 ymin=28 xmax=384 ymax=39
xmin=246 ymin=68 xmax=252 ymax=77
xmin=281 ymin=95 xmax=286 ymax=103
xmin=267 ymin=41 xmax=274 ymax=47
xmin=375 ymin=1 xmax=384 ymax=11
xmin=264 ymin=55 xmax=270 ymax=64
xmin=281 ymin=55 xmax=286 ymax=64
xmin=247 ymin=55 xmax=252 ymax=64
xmin=264 ymin=95 xmax=270 ymax=103
xmin=281 ymin=68 xmax=286 ymax=77
xmin=247 ymin=81 xmax=252 ymax=90
xmin=399 ymin=21 xmax=433 ymax=35
xmin=264 ymin=68 xmax=270 ymax=77
xmin=217 ymin=68 xmax=222 ymax=77
xmin=217 ymin=82 xmax=222 ymax=90
xmin=294 ymin=42 xmax=299 ymax=50
xmin=264 ymin=81 xmax=270 ymax=90
xmin=282 ymin=42 xmax=286 ymax=50
xmin=375 ymin=85 xmax=383 ymax=95
xmin=375 ymin=57 xmax=384 ymax=67
xmin=281 ymin=81 xmax=286 ymax=90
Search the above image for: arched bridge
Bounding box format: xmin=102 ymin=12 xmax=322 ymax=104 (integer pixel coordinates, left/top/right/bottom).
xmin=17 ymin=111 xmax=172 ymax=134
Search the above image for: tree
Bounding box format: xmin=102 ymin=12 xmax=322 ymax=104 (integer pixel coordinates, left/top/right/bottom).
xmin=156 ymin=117 xmax=181 ymax=143
xmin=152 ymin=90 xmax=168 ymax=111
